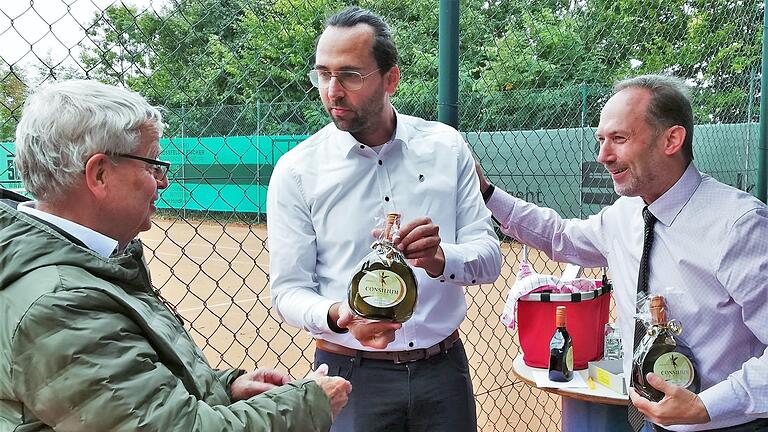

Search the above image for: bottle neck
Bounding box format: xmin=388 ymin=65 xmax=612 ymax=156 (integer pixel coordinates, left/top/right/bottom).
xmin=649 ymin=298 xmax=667 ymax=326
xmin=650 ymin=305 xmax=668 ymax=326
xmin=555 ymin=311 xmax=566 ymax=328
xmin=649 ymin=295 xmax=668 ymax=326
xmin=383 ymin=222 xmax=394 ymax=241
xmin=383 ymin=213 xmax=400 ymax=242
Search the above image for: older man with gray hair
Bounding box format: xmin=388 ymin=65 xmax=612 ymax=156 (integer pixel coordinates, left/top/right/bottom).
xmin=0 ymin=79 xmax=350 ymax=431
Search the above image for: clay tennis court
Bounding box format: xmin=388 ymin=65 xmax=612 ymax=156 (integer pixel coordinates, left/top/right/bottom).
xmin=140 ymin=217 xmax=572 ymax=431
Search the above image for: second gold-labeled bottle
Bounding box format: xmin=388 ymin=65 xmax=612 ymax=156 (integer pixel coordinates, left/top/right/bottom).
xmin=348 ymin=212 xmax=418 ymax=322
xmin=548 ymin=306 xmax=574 ymax=381
xmin=631 ymin=295 xmax=700 ymax=402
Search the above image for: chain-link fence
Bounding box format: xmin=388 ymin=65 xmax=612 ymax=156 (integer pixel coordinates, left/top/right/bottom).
xmin=1 ymin=1 xmax=764 ymax=430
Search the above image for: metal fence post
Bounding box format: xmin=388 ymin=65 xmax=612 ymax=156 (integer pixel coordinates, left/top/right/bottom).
xmin=757 ymin=0 xmax=768 ymax=202
xmin=438 ymin=0 xmax=459 ymax=128
xmin=256 ymin=101 xmax=261 ymax=224
xmin=181 ymin=104 xmax=187 ymax=220
xmin=747 ymin=67 xmax=756 ymax=192
xmin=580 ymin=83 xmax=589 ymax=218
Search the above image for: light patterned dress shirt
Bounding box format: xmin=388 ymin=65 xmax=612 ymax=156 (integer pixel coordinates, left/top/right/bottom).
xmin=487 ymin=163 xmax=768 ymax=430
xmin=267 ymin=110 xmax=501 ymax=351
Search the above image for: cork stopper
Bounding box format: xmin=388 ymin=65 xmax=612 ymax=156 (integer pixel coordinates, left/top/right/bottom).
xmin=555 ymin=306 xmax=567 ymax=327
xmin=383 ymin=212 xmax=401 ymax=241
xmin=649 ymin=295 xmax=668 ymax=325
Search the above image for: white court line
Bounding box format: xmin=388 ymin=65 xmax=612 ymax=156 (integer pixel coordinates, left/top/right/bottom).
xmin=141 ymin=241 xmax=250 ymax=253
xmin=177 ymin=297 xmax=266 ymax=313
xmin=140 ymin=232 xmax=261 ymax=252
xmin=185 ymin=243 xmax=243 ymax=252
xmin=148 ymin=250 xmax=265 ymax=268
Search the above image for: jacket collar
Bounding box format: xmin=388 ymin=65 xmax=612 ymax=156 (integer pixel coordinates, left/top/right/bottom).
xmin=17 ymin=201 xmax=118 ymax=257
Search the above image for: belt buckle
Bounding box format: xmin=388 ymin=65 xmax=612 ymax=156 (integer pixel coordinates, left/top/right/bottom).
xmin=392 ymin=349 xmax=424 ymax=364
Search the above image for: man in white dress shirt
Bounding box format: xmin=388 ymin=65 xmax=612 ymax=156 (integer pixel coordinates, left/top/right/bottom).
xmin=476 ymin=74 xmax=768 ymax=431
xmin=267 ymin=6 xmax=501 ymax=432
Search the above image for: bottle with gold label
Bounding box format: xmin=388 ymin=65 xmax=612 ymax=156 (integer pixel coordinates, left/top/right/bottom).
xmin=348 ymin=212 xmax=418 ymax=322
xmin=631 ymin=295 xmax=700 ymax=401
xmin=548 ymin=306 xmax=574 ymax=382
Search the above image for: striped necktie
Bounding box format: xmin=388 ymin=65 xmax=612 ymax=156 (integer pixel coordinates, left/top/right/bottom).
xmin=628 ymin=206 xmax=657 ymax=431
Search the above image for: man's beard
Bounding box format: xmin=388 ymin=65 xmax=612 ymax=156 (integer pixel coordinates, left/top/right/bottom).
xmin=326 ymin=89 xmax=386 ymax=135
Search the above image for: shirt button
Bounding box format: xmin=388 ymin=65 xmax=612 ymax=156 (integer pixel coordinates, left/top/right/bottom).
xmin=472 ymin=279 xmax=476 ymax=284
xmin=409 ymin=342 xmax=414 ymax=348
xmin=359 ymin=145 xmax=364 ymax=149
xmin=384 ymin=196 xmax=390 ymax=202
xmin=378 ymin=160 xmax=383 ymax=165
xmin=450 ymin=274 xmax=455 ymax=279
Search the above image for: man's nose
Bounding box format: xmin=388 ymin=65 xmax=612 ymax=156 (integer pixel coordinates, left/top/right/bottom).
xmin=326 ymin=76 xmax=345 ymax=99
xmin=157 ymin=174 xmax=169 ymax=190
xmin=596 ymin=142 xmax=612 ymax=165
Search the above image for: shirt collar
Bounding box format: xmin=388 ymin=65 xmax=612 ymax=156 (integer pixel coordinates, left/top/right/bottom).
xmin=17 ymin=202 xmax=120 ymax=257
xmin=339 ymin=105 xmax=407 ymax=157
xmin=646 ymin=162 xmax=702 ymax=227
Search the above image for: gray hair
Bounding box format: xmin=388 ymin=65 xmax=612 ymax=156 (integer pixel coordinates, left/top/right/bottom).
xmin=14 ymin=80 xmax=163 ymax=201
xmin=613 ymin=74 xmax=694 ymax=162
xmin=324 ymin=6 xmax=399 ymax=71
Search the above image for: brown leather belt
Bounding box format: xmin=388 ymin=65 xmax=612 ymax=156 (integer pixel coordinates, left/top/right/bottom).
xmin=316 ymin=330 xmax=461 ymax=364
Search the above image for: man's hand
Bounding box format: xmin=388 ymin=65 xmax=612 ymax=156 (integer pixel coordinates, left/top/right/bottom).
xmin=332 ymin=301 xmax=401 ymax=349
xmin=230 ymin=368 xmax=291 ymax=401
xmin=306 ymin=365 xmax=352 ymax=420
xmin=474 ymin=159 xmax=491 ymax=195
xmin=629 ymin=373 xmax=710 ymax=426
xmin=374 ymin=217 xmax=445 ymax=277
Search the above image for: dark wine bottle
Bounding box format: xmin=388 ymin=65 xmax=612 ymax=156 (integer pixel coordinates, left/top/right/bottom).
xmin=631 ymin=295 xmax=700 ymax=402
xmin=348 ymin=212 xmax=418 ymax=322
xmin=548 ymin=306 xmax=574 ymax=382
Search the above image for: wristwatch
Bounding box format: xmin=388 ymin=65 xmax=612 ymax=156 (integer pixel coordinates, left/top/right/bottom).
xmin=482 ymin=184 xmax=495 ymax=203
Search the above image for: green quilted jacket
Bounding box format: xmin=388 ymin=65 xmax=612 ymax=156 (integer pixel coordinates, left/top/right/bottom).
xmin=0 ymin=200 xmax=331 ymax=431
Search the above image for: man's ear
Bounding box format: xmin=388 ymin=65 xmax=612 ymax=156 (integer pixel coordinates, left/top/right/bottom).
xmin=663 ymin=125 xmax=686 ymax=156
xmin=384 ymin=65 xmax=400 ymax=96
xmin=83 ymin=154 xmax=110 ymax=199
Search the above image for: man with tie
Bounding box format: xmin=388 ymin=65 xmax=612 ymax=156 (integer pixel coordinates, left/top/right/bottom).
xmin=475 ymin=74 xmax=768 ymax=431
xmin=0 ymin=79 xmax=350 ymax=431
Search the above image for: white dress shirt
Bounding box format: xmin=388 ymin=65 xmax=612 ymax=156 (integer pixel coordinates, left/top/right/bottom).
xmin=267 ymin=111 xmax=501 ymax=351
xmin=18 ymin=202 xmax=118 ymax=257
xmin=487 ymin=163 xmax=768 ymax=430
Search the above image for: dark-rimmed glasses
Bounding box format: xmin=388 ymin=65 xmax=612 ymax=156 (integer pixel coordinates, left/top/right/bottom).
xmin=308 ymin=69 xmax=380 ymax=91
xmin=112 ymin=153 xmax=171 ymax=181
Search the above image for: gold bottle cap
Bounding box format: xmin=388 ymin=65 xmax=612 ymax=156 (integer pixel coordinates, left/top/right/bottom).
xmin=649 ymin=295 xmax=667 ymax=325
xmin=555 ymin=306 xmax=567 ymax=327
xmin=383 ymin=212 xmax=401 ymax=241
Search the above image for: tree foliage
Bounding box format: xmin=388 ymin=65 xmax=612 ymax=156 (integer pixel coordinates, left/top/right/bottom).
xmin=0 ymin=65 xmax=28 ymax=141
xmin=0 ymin=0 xmax=761 ymax=138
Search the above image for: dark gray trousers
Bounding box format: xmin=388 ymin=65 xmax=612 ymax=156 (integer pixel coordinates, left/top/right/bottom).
xmin=314 ymin=341 xmax=477 ymax=432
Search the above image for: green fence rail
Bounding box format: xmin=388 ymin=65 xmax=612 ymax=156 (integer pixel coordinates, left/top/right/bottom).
xmin=3 ymin=122 xmax=756 ymax=217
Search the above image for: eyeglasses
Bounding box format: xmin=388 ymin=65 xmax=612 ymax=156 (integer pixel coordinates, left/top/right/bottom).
xmin=112 ymin=153 xmax=171 ymax=181
xmin=308 ymin=69 xmax=380 ymax=91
